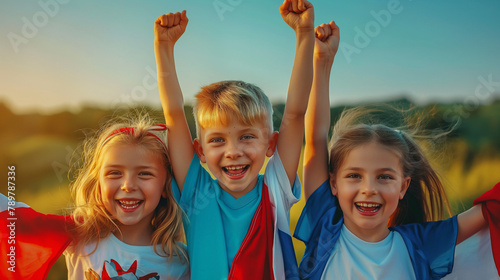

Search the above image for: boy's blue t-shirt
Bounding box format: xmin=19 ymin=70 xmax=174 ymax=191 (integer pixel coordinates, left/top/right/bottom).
xmin=218 ymin=176 xmax=262 ymax=268
xmin=172 ymin=152 xmax=301 ymax=280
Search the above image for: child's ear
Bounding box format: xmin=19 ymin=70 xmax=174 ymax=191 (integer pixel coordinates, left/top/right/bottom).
xmin=193 ymin=138 xmax=207 ymax=163
xmin=266 ymin=131 xmax=279 ymax=157
xmin=161 ymin=188 xmax=168 ymax=199
xmin=329 ymin=176 xmax=338 ymax=196
xmin=400 ymin=176 xmax=411 ymax=199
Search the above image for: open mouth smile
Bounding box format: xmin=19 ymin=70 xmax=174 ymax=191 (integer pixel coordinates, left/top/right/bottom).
xmin=117 ymin=200 xmax=143 ymax=211
xmin=355 ymin=202 xmax=382 ymax=214
xmin=222 ymin=165 xmax=249 ymax=178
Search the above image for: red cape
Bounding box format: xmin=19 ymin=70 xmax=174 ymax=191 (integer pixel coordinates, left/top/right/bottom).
xmin=473 ymin=181 xmax=500 ymax=277
xmin=1 ymin=207 xmax=73 ymax=279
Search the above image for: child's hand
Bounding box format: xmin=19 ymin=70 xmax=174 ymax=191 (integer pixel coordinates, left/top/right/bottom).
xmin=314 ymin=21 xmax=340 ymax=61
xmin=154 ymin=11 xmax=188 ymax=46
xmin=279 ymin=0 xmax=314 ymax=33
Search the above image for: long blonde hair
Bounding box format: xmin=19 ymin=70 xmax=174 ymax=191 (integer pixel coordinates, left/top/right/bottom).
xmin=70 ymin=114 xmax=187 ymax=262
xmin=329 ymin=106 xmax=452 ymax=226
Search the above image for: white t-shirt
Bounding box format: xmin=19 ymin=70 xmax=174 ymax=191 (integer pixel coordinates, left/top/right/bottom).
xmin=442 ymin=227 xmax=499 ymax=280
xmin=321 ymin=225 xmax=416 ymax=280
xmin=64 ymin=233 xmax=189 ymax=280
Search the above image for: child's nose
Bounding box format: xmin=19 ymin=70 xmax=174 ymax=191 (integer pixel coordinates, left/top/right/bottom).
xmin=361 ymin=179 xmax=378 ymax=195
xmin=121 ymin=176 xmax=138 ymax=192
xmin=225 ymin=141 xmax=243 ymax=159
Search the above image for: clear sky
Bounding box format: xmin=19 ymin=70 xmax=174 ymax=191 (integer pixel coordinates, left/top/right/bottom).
xmin=1 ymin=0 xmax=499 ymax=114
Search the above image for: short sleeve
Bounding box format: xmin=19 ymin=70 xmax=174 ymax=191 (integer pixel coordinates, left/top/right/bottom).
xmin=294 ymin=180 xmax=340 ymax=244
xmin=393 ymin=216 xmax=458 ymax=279
xmin=172 ymin=178 xmax=181 ymax=203
xmin=264 ymin=150 xmax=301 ymax=216
xmin=175 ymin=154 xmax=216 ymax=217
xmin=294 ymin=181 xmax=343 ymax=279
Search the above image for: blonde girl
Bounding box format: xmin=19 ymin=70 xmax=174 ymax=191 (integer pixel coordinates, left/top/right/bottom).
xmin=0 ymin=115 xmax=189 ymax=280
xmin=294 ymin=20 xmax=498 ymax=279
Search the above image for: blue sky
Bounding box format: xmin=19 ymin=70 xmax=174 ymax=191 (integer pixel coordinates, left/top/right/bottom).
xmin=1 ymin=0 xmax=499 ymax=114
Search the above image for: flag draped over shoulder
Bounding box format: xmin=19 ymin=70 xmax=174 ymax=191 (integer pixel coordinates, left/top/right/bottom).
xmin=474 ymin=181 xmax=500 ymax=277
xmin=0 ymin=202 xmax=73 ymax=279
xmin=228 ymin=183 xmax=275 ymax=280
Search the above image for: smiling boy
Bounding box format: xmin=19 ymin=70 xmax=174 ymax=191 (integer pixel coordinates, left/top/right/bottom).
xmin=154 ymin=1 xmax=315 ymax=279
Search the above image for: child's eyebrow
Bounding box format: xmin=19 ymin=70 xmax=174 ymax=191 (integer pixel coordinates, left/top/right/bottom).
xmin=101 ymin=164 xmax=159 ymax=170
xmin=202 ymin=131 xmax=224 ymax=140
xmin=377 ymin=168 xmax=398 ymax=173
xmin=341 ymin=167 xmax=363 ymax=172
xmin=342 ymin=167 xmax=398 ymax=173
xmin=240 ymin=127 xmax=261 ymax=133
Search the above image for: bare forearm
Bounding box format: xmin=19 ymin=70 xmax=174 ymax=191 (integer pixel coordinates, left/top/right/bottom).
xmin=305 ymin=59 xmax=332 ymax=143
xmin=456 ymin=204 xmax=487 ymax=244
xmin=303 ymin=59 xmax=332 ymax=199
xmin=285 ymin=30 xmax=315 ymax=117
xmin=155 ymin=43 xmax=185 ymax=123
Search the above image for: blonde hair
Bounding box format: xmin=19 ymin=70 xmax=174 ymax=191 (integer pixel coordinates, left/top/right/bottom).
xmin=329 ymin=106 xmax=452 ymax=226
xmin=70 ymin=114 xmax=187 ymax=262
xmin=193 ymin=80 xmax=274 ymax=138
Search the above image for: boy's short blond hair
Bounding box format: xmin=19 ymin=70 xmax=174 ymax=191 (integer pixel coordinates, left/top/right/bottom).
xmin=193 ymin=80 xmax=274 ymax=138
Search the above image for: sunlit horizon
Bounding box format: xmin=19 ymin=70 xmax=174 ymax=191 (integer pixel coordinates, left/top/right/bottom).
xmin=2 ymin=0 xmax=500 ymax=114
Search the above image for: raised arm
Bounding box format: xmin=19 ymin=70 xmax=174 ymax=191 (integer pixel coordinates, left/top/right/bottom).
xmin=303 ymin=21 xmax=340 ymax=200
xmin=277 ymin=0 xmax=315 ymax=186
xmin=154 ymin=11 xmax=194 ymax=191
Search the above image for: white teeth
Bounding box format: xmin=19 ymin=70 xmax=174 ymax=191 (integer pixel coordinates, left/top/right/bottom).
xmin=119 ymin=200 xmax=139 ymax=205
xmin=118 ymin=200 xmax=141 ymax=209
xmin=356 ymin=203 xmax=380 ymax=208
xmin=225 ymin=166 xmax=245 ymax=171
xmin=224 ymin=165 xmax=247 ymax=176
